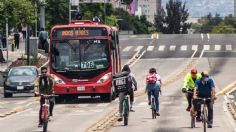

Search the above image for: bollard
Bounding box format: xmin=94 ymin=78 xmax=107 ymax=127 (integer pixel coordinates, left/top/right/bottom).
xmin=11 ymin=44 xmax=14 ymax=51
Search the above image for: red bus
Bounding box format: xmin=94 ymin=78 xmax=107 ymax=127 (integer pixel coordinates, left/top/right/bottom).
xmin=49 ymin=20 xmax=121 ymax=102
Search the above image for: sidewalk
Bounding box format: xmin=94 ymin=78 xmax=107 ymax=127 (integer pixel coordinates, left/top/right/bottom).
xmin=0 ymin=37 xmax=25 ymax=72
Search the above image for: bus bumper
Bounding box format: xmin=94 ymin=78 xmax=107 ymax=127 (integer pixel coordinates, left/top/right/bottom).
xmin=54 ymin=81 xmax=112 ymax=95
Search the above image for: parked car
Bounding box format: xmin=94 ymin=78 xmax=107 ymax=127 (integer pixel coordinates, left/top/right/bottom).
xmin=3 ymin=66 xmax=38 ymax=98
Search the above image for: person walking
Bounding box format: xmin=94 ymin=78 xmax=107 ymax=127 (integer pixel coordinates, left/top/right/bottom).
xmin=14 ymin=31 xmax=20 ymax=49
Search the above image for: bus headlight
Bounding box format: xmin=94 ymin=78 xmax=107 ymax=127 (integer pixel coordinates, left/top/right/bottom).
xmin=52 ymin=74 xmax=65 ymax=84
xmin=97 ymin=72 xmax=111 ymax=83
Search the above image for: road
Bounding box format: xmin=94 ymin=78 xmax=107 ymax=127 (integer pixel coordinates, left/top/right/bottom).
xmin=0 ymin=34 xmax=236 ymax=132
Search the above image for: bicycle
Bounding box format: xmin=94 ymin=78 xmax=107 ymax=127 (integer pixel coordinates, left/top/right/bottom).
xmin=40 ymin=94 xmax=56 ymax=132
xmin=123 ymin=93 xmax=130 ymax=126
xmin=182 ymin=88 xmax=195 ymax=128
xmin=191 ymin=97 xmax=211 ymax=132
xmin=184 ymin=90 xmax=195 ymax=128
xmin=151 ymin=91 xmax=156 ymax=119
xmin=199 ymin=97 xmax=211 ymax=132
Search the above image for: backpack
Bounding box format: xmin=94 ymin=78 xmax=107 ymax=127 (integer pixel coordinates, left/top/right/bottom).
xmin=113 ymin=72 xmax=132 ymax=93
xmin=146 ymin=73 xmax=157 ymax=84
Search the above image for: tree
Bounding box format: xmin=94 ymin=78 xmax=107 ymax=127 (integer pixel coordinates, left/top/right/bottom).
xmin=212 ymin=22 xmax=236 ymax=33
xmin=0 ymin=0 xmax=35 ymax=34
xmin=154 ymin=0 xmax=191 ymax=34
xmin=194 ymin=13 xmax=223 ymax=33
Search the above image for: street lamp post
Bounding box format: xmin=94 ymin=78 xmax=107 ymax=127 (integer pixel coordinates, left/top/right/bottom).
xmin=39 ymin=0 xmax=45 ymax=29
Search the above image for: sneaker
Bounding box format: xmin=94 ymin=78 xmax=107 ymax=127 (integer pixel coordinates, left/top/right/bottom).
xmin=186 ymin=106 xmax=191 ymax=112
xmin=196 ymin=116 xmax=202 ymax=122
xmin=130 ymin=107 xmax=135 ymax=112
xmin=156 ymin=112 xmax=160 ymax=116
xmin=48 ymin=116 xmax=53 ymax=121
xmin=207 ymin=124 xmax=212 ymax=128
xmin=118 ymin=117 xmax=123 ymax=122
xmin=38 ymin=124 xmax=42 ymax=128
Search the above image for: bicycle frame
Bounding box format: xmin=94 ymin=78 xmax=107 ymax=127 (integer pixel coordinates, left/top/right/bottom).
xmin=41 ymin=97 xmax=50 ymax=121
xmin=199 ymin=97 xmax=211 ymax=132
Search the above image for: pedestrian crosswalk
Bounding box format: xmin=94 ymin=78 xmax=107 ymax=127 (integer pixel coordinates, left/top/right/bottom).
xmin=121 ymin=44 xmax=235 ymax=52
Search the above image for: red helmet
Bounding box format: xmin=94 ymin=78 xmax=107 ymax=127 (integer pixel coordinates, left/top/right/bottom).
xmin=191 ymin=68 xmax=197 ymax=74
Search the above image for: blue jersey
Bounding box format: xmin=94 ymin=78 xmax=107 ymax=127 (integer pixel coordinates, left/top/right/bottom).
xmin=195 ymin=78 xmax=215 ymax=98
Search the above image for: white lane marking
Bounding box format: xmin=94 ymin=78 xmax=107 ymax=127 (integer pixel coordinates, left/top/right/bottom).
xmin=161 ymin=102 xmax=172 ymax=105
xmin=147 ymin=46 xmax=154 ymax=51
xmin=180 ymin=45 xmax=187 ymax=51
xmin=192 ymin=45 xmax=198 ymax=50
xmin=214 ymin=45 xmax=221 ymax=51
xmin=226 ymin=45 xmax=232 ymax=51
xmin=90 ymin=109 xmax=103 ymax=113
xmin=191 ymin=49 xmax=198 ymax=58
xmin=138 ymin=102 xmax=148 ymax=106
xmin=156 ymin=34 xmax=159 ymax=39
xmin=201 ymin=33 xmax=204 ymax=40
xmin=76 ymin=110 xmax=86 ymax=113
xmin=203 ymin=45 xmax=210 ymax=50
xmin=199 ymin=49 xmax=205 ymax=59
xmin=169 ymin=45 xmax=176 ymax=51
xmin=123 ymin=46 xmax=133 ymax=52
xmin=158 ymin=45 xmax=165 ymax=51
xmin=131 ymin=35 xmax=137 ymax=38
xmin=25 ymin=102 xmax=34 ymax=107
xmin=0 ymin=101 xmax=9 ymax=105
xmin=15 ymin=101 xmax=28 ymax=105
xmin=207 ymin=33 xmax=210 ymax=41
xmin=79 ymin=104 xmax=89 ymax=107
xmin=134 ymin=46 xmax=144 ymax=51
xmin=96 ymin=103 xmax=109 ymax=107
xmin=151 ymin=34 xmax=154 ymax=39
xmin=182 ymin=101 xmax=188 ymax=105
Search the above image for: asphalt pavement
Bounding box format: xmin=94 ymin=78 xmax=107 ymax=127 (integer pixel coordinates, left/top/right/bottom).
xmin=0 ymin=34 xmax=236 ymax=132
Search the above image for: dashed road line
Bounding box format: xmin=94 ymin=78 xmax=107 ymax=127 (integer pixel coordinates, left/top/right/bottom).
xmin=147 ymin=46 xmax=154 ymax=51
xmin=226 ymin=45 xmax=232 ymax=51
xmin=204 ymin=45 xmax=210 ymax=50
xmin=192 ymin=45 xmax=198 ymax=51
xmin=158 ymin=45 xmax=165 ymax=51
xmin=169 ymin=45 xmax=176 ymax=51
xmin=134 ymin=46 xmax=144 ymax=51
xmin=215 ymin=45 xmax=221 ymax=51
xmin=123 ymin=46 xmax=133 ymax=52
xmin=180 ymin=45 xmax=187 ymax=51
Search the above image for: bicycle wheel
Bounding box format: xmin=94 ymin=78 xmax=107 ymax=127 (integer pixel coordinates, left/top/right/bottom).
xmin=191 ymin=114 xmax=195 ymax=128
xmin=123 ymin=97 xmax=129 ymax=126
xmin=203 ymin=106 xmax=207 ymax=132
xmin=151 ymin=97 xmax=156 ymax=119
xmin=43 ymin=110 xmax=48 ymax=132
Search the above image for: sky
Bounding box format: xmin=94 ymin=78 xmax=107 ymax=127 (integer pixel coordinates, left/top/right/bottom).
xmin=161 ymin=0 xmax=234 ymax=18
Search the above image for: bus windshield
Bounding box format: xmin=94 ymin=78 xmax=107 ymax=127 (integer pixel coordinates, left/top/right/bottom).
xmin=51 ymin=39 xmax=109 ymax=71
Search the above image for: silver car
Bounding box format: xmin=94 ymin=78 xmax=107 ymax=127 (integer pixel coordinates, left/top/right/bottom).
xmin=3 ymin=66 xmax=38 ymax=98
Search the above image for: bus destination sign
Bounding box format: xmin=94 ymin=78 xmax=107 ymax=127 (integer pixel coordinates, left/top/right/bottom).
xmin=52 ymin=27 xmax=108 ymax=38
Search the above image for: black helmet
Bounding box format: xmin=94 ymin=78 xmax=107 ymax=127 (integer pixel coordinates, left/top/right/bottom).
xmin=122 ymin=64 xmax=131 ymax=73
xmin=149 ymin=68 xmax=156 ymax=73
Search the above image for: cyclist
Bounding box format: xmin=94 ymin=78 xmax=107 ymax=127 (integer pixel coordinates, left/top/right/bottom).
xmin=35 ymin=67 xmax=55 ymax=128
xmin=117 ymin=65 xmax=137 ymax=121
xmin=146 ymin=68 xmax=162 ymax=116
xmin=192 ymin=71 xmax=216 ymax=128
xmin=181 ymin=68 xmax=201 ymax=112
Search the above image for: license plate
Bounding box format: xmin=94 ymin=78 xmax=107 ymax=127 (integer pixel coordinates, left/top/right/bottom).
xmin=77 ymin=86 xmax=85 ymax=91
xmin=17 ymin=86 xmax=24 ymax=90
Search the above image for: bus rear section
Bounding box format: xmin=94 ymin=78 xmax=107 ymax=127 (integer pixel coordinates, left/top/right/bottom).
xmin=49 ymin=20 xmax=121 ymax=102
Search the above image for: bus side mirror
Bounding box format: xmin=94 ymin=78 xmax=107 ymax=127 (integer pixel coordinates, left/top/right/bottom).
xmin=110 ymin=40 xmax=115 ymax=50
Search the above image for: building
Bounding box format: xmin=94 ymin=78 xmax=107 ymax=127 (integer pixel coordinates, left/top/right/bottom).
xmin=137 ymin=0 xmax=161 ymax=23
